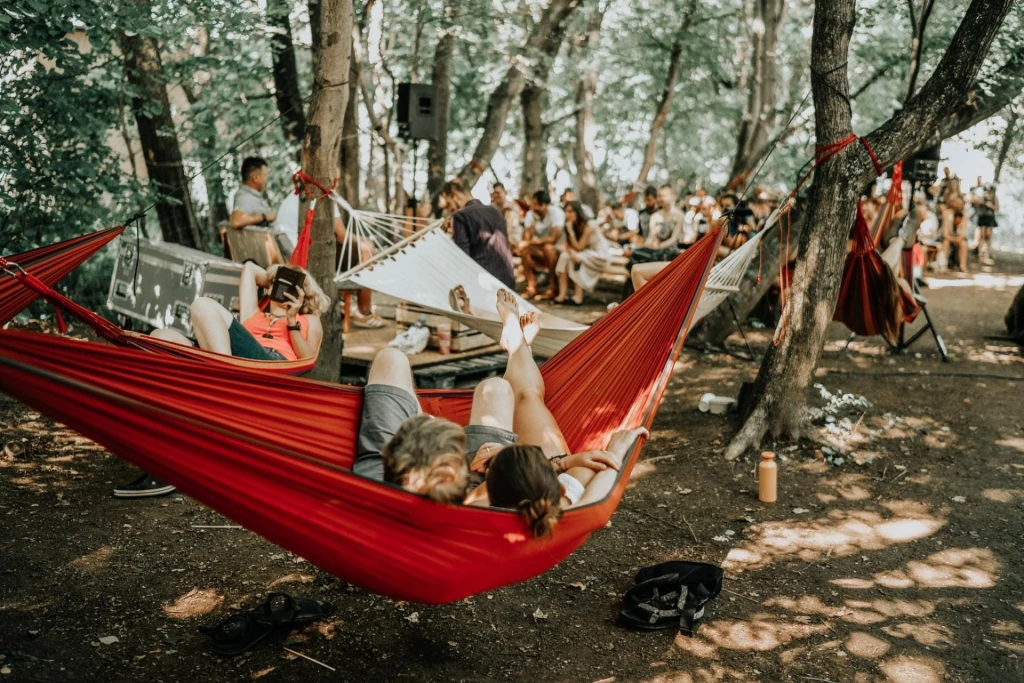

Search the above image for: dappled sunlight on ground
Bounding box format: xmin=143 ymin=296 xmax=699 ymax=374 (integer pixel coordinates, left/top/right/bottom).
xmin=70 ymin=544 xmax=113 ymax=573
xmin=162 ymin=588 xmax=224 ymax=620
xmin=925 ymin=273 xmax=1024 ymax=291
xmin=831 ymin=547 xmax=999 ymax=590
xmin=672 ymin=617 xmax=829 ymax=657
xmin=981 ymin=488 xmax=1024 ymax=503
xmin=995 ymin=435 xmax=1024 ymax=454
xmin=721 ymin=508 xmax=945 ymax=573
xmin=879 ymin=654 xmax=946 ymax=683
xmin=640 ymin=663 xmax=755 ymax=682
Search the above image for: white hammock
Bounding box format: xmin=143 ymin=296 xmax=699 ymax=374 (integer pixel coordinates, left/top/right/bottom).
xmin=329 ymin=193 xmax=777 ymax=356
xmin=693 ymin=212 xmax=779 ymax=321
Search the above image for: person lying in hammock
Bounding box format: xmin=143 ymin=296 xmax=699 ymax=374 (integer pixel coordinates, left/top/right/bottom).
xmin=150 ymin=261 xmax=329 ymax=362
xmin=115 ymin=263 xmax=331 ymax=499
xmin=353 ymin=290 xmax=645 ymax=537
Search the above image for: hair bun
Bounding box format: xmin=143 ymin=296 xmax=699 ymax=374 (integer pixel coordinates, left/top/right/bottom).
xmin=523 ymin=497 xmax=561 ymax=539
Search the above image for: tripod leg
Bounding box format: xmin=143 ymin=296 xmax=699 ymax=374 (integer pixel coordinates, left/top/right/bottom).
xmin=727 ymin=299 xmax=757 ymax=362
xmin=921 ymin=304 xmax=950 ymax=363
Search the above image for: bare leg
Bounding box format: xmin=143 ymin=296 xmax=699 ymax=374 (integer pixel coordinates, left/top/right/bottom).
xmin=494 ymin=302 xmax=568 ymax=457
xmin=190 ymin=297 xmax=234 ymax=355
xmin=541 ymin=245 xmax=559 ymax=296
xmin=521 ymin=245 xmax=538 ymax=296
xmin=572 ymin=282 xmax=584 ymax=304
xmin=469 ymin=376 xmax=514 ymax=431
xmin=367 ymin=346 xmax=416 ymax=396
xmin=149 ymin=328 xmax=192 ymax=346
xmin=958 ymin=238 xmax=968 ymax=271
xmin=556 ymin=269 xmax=570 ymax=302
xmin=631 ymin=261 xmax=668 ymax=292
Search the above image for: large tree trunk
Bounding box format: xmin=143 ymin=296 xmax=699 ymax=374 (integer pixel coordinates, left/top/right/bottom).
xmin=726 ymin=0 xmax=1013 ymax=460
xmin=426 ymin=2 xmax=458 ymax=207
xmin=520 ymin=85 xmax=550 ymax=195
xmin=457 ymin=0 xmax=581 ymax=189
xmin=636 ymin=0 xmax=696 ymax=188
xmin=121 ymin=32 xmax=202 ymax=248
xmin=302 ymin=0 xmax=353 ymax=382
xmin=268 ymin=0 xmax=306 ymax=143
xmin=730 ymin=0 xmax=787 ymax=182
xmin=993 ymin=109 xmax=1018 ymax=183
xmin=573 ymin=5 xmax=605 ymax=212
xmin=339 ymin=51 xmax=361 ymax=207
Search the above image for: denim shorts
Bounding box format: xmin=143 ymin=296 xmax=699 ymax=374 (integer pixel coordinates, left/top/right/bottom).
xmin=227 ymin=319 xmax=286 ymax=361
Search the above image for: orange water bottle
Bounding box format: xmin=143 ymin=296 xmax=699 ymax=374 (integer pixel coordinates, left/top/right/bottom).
xmin=758 ymin=451 xmax=777 ymax=503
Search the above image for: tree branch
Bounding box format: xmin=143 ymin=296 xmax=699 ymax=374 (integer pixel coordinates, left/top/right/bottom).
xmin=856 ymin=0 xmax=1015 ymax=183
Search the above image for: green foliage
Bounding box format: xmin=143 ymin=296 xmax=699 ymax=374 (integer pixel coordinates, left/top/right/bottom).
xmin=3 ymin=0 xmax=1024 ymax=314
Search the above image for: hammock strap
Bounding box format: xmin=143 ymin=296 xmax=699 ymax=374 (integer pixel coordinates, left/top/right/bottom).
xmin=0 ymin=260 xmax=126 ymax=344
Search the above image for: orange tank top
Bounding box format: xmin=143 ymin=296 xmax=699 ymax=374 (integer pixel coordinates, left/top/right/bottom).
xmin=241 ymin=312 xmax=310 ymax=361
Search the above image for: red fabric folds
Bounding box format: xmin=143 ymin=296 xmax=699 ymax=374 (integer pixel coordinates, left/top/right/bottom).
xmin=0 ymin=230 xmax=723 ymax=604
xmin=834 ymin=202 xmax=919 ymax=344
xmin=0 ymin=226 xmax=125 ymax=326
xmin=289 ymin=203 xmax=313 ymax=268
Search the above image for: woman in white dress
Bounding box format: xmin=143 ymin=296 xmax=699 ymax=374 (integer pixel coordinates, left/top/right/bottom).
xmin=554 ymin=201 xmax=609 ymax=305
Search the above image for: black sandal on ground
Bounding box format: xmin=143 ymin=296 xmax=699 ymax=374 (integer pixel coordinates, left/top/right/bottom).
xmin=251 ymin=592 xmax=335 ymax=628
xmin=619 ymin=573 xmax=687 ymax=631
xmin=198 ymin=613 xmax=273 ymax=657
xmin=619 ymin=561 xmax=723 ymax=636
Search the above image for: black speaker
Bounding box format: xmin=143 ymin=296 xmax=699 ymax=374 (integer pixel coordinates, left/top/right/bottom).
xmin=907 ymin=143 xmax=941 ymax=183
xmin=396 ymin=83 xmax=439 ymax=141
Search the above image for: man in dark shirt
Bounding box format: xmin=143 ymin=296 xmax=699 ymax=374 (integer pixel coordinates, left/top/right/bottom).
xmin=441 ymin=178 xmax=516 ymax=289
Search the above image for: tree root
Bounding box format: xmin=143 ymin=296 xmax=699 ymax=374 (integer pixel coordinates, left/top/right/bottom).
xmin=725 ymin=405 xmax=769 ymax=460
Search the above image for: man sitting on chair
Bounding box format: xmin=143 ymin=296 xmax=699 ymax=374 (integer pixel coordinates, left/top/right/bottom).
xmin=230 ymin=157 xmax=276 ymax=229
xmin=519 ymin=190 xmax=565 ymax=300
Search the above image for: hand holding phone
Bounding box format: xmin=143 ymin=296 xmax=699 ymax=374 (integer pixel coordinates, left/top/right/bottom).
xmin=269 ymin=267 xmax=306 ymax=304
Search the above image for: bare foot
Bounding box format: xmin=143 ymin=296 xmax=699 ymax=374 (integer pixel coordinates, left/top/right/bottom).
xmin=605 ymin=427 xmax=649 ymax=467
xmin=496 ymin=289 xmax=523 ymax=354
xmin=520 ymin=312 xmax=540 ymax=347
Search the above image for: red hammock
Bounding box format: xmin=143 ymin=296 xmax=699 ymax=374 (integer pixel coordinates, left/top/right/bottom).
xmin=0 ymin=226 xmax=125 ymax=326
xmin=834 ymin=202 xmax=920 ymax=344
xmin=3 ymin=252 xmax=319 ymax=375
xmin=0 ymin=230 xmax=722 ymax=604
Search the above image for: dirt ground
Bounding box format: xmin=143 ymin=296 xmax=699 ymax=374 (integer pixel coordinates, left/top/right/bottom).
xmin=1 ymin=259 xmax=1022 ymax=683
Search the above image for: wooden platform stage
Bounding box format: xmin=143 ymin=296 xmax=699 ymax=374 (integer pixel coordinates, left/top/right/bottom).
xmin=341 ymin=320 xmax=510 ymax=389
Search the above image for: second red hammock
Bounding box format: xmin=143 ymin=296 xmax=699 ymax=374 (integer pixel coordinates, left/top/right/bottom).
xmin=834 ymin=201 xmax=919 ymax=344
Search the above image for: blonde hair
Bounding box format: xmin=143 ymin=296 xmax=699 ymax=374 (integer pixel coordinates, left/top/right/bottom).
xmin=383 ymin=415 xmax=468 ymax=504
xmin=487 ymin=445 xmax=562 ymax=538
xmin=266 ymin=264 xmax=331 ymax=317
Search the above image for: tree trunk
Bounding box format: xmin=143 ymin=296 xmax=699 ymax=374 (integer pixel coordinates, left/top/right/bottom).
xmin=302 ymin=0 xmax=353 ymax=382
xmin=573 ymin=4 xmax=605 ymax=212
xmin=636 ymin=0 xmax=695 ymax=189
xmin=457 ymin=0 xmax=581 ymax=189
xmin=427 ymin=2 xmax=458 ymax=207
xmin=268 ymin=0 xmax=306 ymax=143
xmin=993 ymin=109 xmax=1018 ymax=183
xmin=520 ymin=85 xmax=550 ymax=195
xmin=182 ymin=86 xmax=230 ymax=248
xmin=339 ymin=50 xmax=361 ymax=207
xmin=121 ymin=31 xmax=202 ymax=249
xmin=730 ymin=0 xmax=787 ymax=182
xmin=726 ymin=0 xmax=1014 ymax=461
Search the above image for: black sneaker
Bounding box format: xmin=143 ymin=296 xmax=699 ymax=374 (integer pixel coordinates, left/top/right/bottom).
xmin=113 ymin=473 xmax=176 ymax=498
